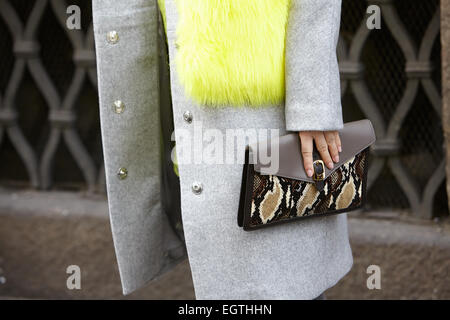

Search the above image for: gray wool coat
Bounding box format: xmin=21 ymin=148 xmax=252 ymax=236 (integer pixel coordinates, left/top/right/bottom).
xmin=92 ymin=0 xmax=352 ymax=299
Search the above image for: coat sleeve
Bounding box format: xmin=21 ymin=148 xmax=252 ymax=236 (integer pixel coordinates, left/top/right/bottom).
xmin=284 ymin=0 xmax=343 ymax=132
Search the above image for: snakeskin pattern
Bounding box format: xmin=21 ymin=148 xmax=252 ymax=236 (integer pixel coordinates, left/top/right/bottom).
xmin=248 ymin=148 xmax=369 ymax=227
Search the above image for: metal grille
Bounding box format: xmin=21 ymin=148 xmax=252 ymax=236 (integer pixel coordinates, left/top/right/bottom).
xmin=0 ymin=0 xmax=447 ymax=218
xmin=339 ymin=0 xmax=446 ymax=218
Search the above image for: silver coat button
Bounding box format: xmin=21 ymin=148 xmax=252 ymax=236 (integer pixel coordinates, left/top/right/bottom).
xmin=117 ymin=167 xmax=128 ymax=180
xmin=113 ymin=100 xmax=125 ymax=114
xmin=183 ymin=110 xmax=193 ymax=123
xmin=191 ymin=182 xmax=203 ymax=195
xmin=107 ymin=31 xmax=119 ymax=44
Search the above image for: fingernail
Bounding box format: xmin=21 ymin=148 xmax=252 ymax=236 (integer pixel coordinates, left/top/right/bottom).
xmin=327 ymin=162 xmax=334 ymax=169
xmin=307 ymin=169 xmax=313 ymax=177
xmin=338 ymin=146 xmax=342 ymax=152
xmin=334 ymin=155 xmax=339 ymax=162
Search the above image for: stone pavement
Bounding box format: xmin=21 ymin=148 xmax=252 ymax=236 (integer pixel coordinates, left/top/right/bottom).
xmin=0 ymin=189 xmax=448 ymax=299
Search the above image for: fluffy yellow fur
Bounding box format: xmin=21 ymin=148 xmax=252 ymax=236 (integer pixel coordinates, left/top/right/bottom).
xmin=171 ymin=0 xmax=291 ymax=107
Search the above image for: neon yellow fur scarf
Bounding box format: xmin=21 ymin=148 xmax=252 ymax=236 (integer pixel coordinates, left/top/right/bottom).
xmin=158 ymin=0 xmax=291 ymax=107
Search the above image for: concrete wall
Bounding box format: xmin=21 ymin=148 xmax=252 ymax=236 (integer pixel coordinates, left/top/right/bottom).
xmin=0 ymin=190 xmax=448 ymax=300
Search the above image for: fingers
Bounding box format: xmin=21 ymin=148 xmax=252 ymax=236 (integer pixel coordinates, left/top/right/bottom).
xmin=314 ymin=133 xmax=334 ymax=170
xmin=299 ymin=132 xmax=314 ymax=177
xmin=324 ymin=131 xmax=339 ymax=163
xmin=299 ymin=131 xmax=342 ymax=177
xmin=335 ymin=132 xmax=342 ymax=152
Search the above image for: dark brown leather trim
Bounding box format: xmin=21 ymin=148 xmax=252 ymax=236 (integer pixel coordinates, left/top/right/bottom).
xmin=237 ymin=149 xmax=250 ymax=227
xmin=312 ymin=145 xmax=325 ymax=191
xmin=242 ymin=162 xmax=256 ymax=231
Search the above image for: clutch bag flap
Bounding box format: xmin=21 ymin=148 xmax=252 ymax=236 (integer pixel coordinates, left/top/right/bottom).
xmin=248 ymin=119 xmax=376 ymax=182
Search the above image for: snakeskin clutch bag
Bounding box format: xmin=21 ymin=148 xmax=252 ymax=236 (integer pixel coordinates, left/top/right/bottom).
xmin=238 ymin=119 xmax=376 ymax=231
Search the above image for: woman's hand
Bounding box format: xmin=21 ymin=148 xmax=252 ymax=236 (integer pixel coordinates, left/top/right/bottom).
xmin=298 ymin=131 xmax=342 ymax=177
